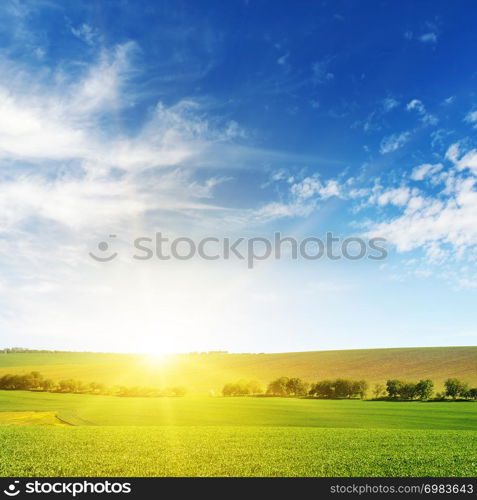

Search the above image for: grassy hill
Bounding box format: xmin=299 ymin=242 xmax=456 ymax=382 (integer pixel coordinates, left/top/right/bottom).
xmin=0 ymin=346 xmax=476 ymax=393
xmin=1 ymin=391 xmax=477 ymax=476
xmin=2 ymin=390 xmax=477 ymax=429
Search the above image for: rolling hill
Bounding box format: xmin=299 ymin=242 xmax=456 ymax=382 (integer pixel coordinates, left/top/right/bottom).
xmin=0 ymin=346 xmax=476 ymax=393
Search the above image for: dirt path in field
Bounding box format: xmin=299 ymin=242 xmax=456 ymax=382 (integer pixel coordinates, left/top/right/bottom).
xmin=55 ymin=410 xmax=96 ymax=426
xmin=0 ymin=411 xmax=69 ymax=426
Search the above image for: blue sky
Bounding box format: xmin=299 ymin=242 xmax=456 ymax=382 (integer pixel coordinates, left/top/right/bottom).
xmin=1 ymin=0 xmax=477 ymax=353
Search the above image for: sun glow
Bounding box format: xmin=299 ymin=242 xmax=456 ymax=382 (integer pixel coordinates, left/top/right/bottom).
xmin=143 ymin=352 xmax=172 ymax=365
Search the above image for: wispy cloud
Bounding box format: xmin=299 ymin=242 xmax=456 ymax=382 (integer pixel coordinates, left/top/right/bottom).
xmin=0 ymin=41 xmax=261 ymax=249
xmin=380 ymin=131 xmax=411 ymax=154
xmin=404 ymin=29 xmax=438 ymax=44
xmin=366 ymin=143 xmax=477 ymax=273
xmin=410 ymin=163 xmax=443 ymax=181
xmin=419 ymin=32 xmax=438 ymax=44
xmin=406 ymin=99 xmax=438 ymax=125
xmin=71 ymin=23 xmax=99 ymax=45
xmin=254 ymin=175 xmax=343 ymax=221
xmin=465 ymin=110 xmax=477 ymax=128
xmin=382 ymin=97 xmax=399 ymax=112
xmin=311 ymin=58 xmax=334 ymax=84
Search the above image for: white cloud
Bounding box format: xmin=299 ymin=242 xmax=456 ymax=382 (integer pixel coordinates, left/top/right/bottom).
xmin=0 ymin=42 xmax=138 ymax=163
xmin=355 ymin=96 xmax=399 ymax=133
xmin=376 ymin=187 xmax=413 ymax=207
xmin=290 ymin=176 xmax=341 ymax=200
xmin=311 ymin=59 xmax=334 ymax=84
xmin=411 ymin=163 xmax=443 ymax=181
xmin=252 ymin=140 xmax=477 ymax=289
xmin=0 ymin=86 xmax=88 ymax=160
xmin=0 ymin=43 xmax=251 ymax=181
xmin=254 ymin=201 xmax=315 ymax=220
xmin=0 ymin=176 xmax=142 ymax=232
xmin=443 ymin=96 xmax=455 ymax=106
xmin=0 ymin=42 xmax=258 ymax=244
xmin=419 ymin=32 xmax=438 ymax=43
xmin=380 ymin=131 xmax=411 ymax=154
xmin=277 ymin=51 xmax=289 ymax=66
xmin=382 ymin=97 xmax=399 ymax=112
xmin=406 ymin=99 xmax=437 ymax=125
xmin=71 ymin=23 xmax=98 ymax=45
xmin=0 ymin=41 xmax=272 ymax=348
xmin=366 ymin=144 xmax=477 ymax=269
xmin=404 ymin=31 xmax=438 ymax=44
xmin=465 ymin=110 xmax=477 ymax=127
xmin=446 ymin=143 xmax=477 ymax=175
xmin=0 ymin=168 xmax=229 ymax=236
xmin=255 ymin=175 xmax=343 ymax=221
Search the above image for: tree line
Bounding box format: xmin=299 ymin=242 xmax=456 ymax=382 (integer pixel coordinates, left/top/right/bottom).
xmin=0 ymin=371 xmax=187 ymax=397
xmin=221 ymin=379 xmax=264 ymax=396
xmin=380 ymin=378 xmax=477 ymax=400
xmin=221 ymin=377 xmax=369 ymax=398
xmin=221 ymin=377 xmax=312 ymax=397
xmin=0 ymin=348 xmax=79 ymax=354
xmin=222 ymin=376 xmax=477 ymax=400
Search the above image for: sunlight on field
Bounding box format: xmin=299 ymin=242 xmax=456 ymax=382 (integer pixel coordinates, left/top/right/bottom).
xmin=1 ymin=426 xmax=476 ymax=477
xmin=143 ymin=353 xmax=172 ymax=365
xmin=1 ymin=391 xmax=476 ymax=430
xmin=0 ymin=411 xmax=67 ymax=426
xmin=1 ymin=347 xmax=476 ymax=393
xmin=1 ymin=349 xmax=477 ymax=477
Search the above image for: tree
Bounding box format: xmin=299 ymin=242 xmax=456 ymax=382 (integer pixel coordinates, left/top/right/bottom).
xmin=118 ymin=385 xmax=133 ymax=397
xmin=89 ymin=382 xmax=106 ymax=394
xmin=444 ymin=378 xmax=468 ymax=399
xmin=13 ymin=374 xmax=31 ymax=390
xmin=308 ymin=379 xmax=369 ymax=399
xmin=373 ymin=383 xmax=386 ymax=399
xmin=334 ymin=378 xmax=352 ymax=398
xmin=40 ymin=379 xmax=55 ymax=392
xmin=28 ymin=371 xmax=44 ymax=389
xmin=222 ymin=383 xmax=236 ymax=396
xmin=355 ymin=380 xmax=368 ymax=399
xmin=74 ymin=381 xmax=89 ymax=394
xmin=58 ymin=379 xmax=78 ymax=393
xmin=170 ymin=386 xmax=187 ymax=397
xmin=399 ymin=382 xmax=417 ymax=400
xmin=386 ymin=379 xmax=403 ymax=399
xmin=0 ymin=374 xmax=15 ymax=390
xmin=235 ymin=379 xmax=252 ymax=395
xmin=222 ymin=380 xmax=262 ymax=396
xmin=467 ymin=388 xmax=477 ymax=400
xmin=266 ymin=377 xmax=289 ymax=396
xmin=246 ymin=380 xmax=264 ymax=395
xmin=310 ymin=380 xmax=334 ymax=398
xmin=286 ymin=378 xmax=308 ymax=396
xmin=415 ymin=379 xmax=433 ymax=400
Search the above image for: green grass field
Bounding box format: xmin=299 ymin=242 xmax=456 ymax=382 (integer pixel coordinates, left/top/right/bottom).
xmin=0 ymin=390 xmax=476 ymax=476
xmin=0 ymin=411 xmax=66 ymax=426
xmin=1 ymin=391 xmax=477 ymax=429
xmin=1 ymin=347 xmax=476 ymax=477
xmin=1 ymin=346 xmax=476 ymax=393
xmin=1 ymin=426 xmax=476 ymax=477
